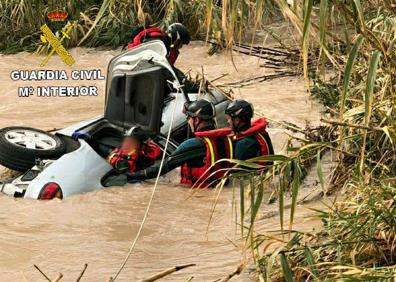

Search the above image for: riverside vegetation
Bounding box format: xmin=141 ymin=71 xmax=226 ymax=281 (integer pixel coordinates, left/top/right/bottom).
xmin=1 ymin=0 xmax=395 ymax=281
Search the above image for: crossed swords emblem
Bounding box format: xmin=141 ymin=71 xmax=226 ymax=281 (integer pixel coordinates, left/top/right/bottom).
xmin=39 ymin=24 xmax=75 ymax=67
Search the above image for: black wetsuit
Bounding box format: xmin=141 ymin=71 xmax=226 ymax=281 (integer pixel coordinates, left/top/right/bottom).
xmin=234 ymin=133 xmax=274 ymax=160
xmin=233 ymin=123 xmax=274 ymax=163
xmin=127 ymin=127 xmax=228 ymax=181
xmin=127 ymin=137 xmax=206 ymax=181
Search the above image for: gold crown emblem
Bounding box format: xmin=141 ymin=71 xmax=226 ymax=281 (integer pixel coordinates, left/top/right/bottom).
xmin=47 ymin=11 xmax=68 ymax=22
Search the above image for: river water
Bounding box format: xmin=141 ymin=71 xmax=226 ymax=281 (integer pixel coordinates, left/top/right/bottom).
xmin=0 ymin=42 xmax=327 ymax=281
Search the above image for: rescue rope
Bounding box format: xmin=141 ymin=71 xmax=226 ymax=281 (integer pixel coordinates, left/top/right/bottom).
xmin=111 ymin=83 xmax=181 ymax=281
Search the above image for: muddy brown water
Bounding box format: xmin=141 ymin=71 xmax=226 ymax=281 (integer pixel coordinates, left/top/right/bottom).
xmin=0 ymin=42 xmax=328 ymax=281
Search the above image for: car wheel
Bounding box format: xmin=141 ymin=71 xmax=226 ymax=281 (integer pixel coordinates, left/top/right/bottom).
xmin=0 ymin=127 xmax=66 ymax=171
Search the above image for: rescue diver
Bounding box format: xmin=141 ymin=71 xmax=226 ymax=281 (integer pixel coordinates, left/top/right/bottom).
xmin=126 ymin=99 xmax=233 ymax=188
xmin=127 ymin=23 xmax=191 ymax=65
xmin=225 ymin=100 xmax=274 ymax=162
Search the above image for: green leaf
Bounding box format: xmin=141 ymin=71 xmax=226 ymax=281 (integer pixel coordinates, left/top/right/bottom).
xmin=279 ymin=177 xmax=285 ymax=233
xmin=289 ymin=160 xmax=302 ymax=231
xmin=280 ymin=252 xmax=294 ymax=282
xmin=244 ymin=154 xmax=290 ymax=163
xmin=286 ymin=233 xmax=301 ymax=248
xmin=360 ymin=50 xmax=381 ymax=174
xmin=353 ymin=0 xmax=365 ymax=29
xmin=78 ymin=0 xmax=112 ymax=45
xmin=226 ymin=154 xmax=289 ymax=170
xmin=304 ymin=247 xmax=319 ymax=278
xmin=267 ymin=246 xmax=285 ymax=278
xmin=250 ymin=176 xmax=255 ymax=226
xmin=364 ymin=51 xmax=381 ymax=126
xmin=319 ymin=0 xmax=327 ymax=46
xmin=302 ymin=0 xmax=313 ymax=78
xmin=247 ymin=174 xmax=264 ymax=239
xmin=340 ymin=35 xmax=364 ymax=115
xmin=240 ymin=177 xmax=245 ymax=237
xmin=316 ymin=151 xmax=325 ymax=192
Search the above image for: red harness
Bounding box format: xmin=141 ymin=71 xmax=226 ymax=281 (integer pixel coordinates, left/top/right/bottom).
xmin=127 ymin=27 xmax=179 ymax=65
xmin=108 ymin=148 xmax=139 ymax=173
xmin=141 ymin=140 xmax=162 ymax=160
xmin=108 ymin=140 xmax=161 ymax=173
xmin=127 ymin=27 xmax=165 ymax=49
xmin=168 ymin=49 xmax=179 ymax=65
xmin=236 ymin=118 xmax=272 ymax=166
xmin=180 ymin=128 xmax=233 ymax=188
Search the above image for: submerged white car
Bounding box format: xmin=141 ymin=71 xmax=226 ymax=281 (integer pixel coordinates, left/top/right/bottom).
xmin=0 ymin=41 xmax=229 ymax=199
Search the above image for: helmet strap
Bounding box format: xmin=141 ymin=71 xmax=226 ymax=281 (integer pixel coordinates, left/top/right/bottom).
xmin=192 ymin=117 xmax=213 ymax=132
xmin=193 ymin=117 xmax=201 ymax=132
xmin=232 ymin=117 xmax=244 ymax=132
xmin=231 ymin=116 xmax=251 ymax=132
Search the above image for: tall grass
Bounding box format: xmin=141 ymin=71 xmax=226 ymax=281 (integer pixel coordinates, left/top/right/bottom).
xmin=0 ymin=0 xmax=280 ymax=53
xmin=179 ymin=0 xmax=395 ymax=280
xmin=220 ymin=1 xmax=396 ymax=280
xmin=258 ymin=180 xmax=396 ymax=281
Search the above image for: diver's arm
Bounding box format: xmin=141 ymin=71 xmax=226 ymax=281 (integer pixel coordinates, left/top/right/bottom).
xmin=127 ymin=138 xmax=206 ymax=181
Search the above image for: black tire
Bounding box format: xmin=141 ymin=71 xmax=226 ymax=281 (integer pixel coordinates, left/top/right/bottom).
xmin=0 ymin=127 xmax=66 ymax=172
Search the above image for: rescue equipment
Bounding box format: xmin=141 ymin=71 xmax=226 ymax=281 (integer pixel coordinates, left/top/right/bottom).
xmin=180 ymin=128 xmax=233 ymax=188
xmin=236 ymin=118 xmax=273 ymax=166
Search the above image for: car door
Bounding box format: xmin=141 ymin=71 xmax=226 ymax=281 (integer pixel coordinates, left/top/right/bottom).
xmin=104 ymin=41 xmax=168 ymax=134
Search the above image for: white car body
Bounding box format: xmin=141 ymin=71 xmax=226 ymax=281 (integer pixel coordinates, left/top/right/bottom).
xmin=0 ymin=41 xmax=229 ymax=199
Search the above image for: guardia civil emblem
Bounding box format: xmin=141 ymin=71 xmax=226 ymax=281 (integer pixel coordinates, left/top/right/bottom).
xmin=39 ymin=10 xmax=75 ymax=67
